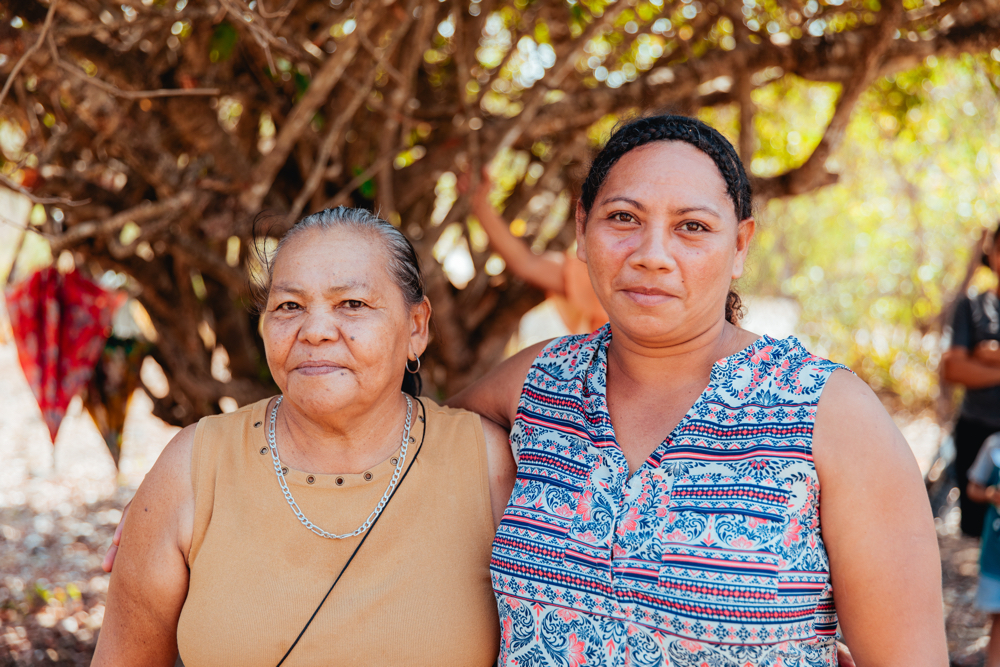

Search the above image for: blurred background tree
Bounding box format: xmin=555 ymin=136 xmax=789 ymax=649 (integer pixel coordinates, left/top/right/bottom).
xmin=1 ymin=0 xmax=999 ymax=425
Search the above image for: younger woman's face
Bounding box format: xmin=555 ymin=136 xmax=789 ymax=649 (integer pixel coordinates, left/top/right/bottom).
xmin=576 ymin=140 xmax=754 ymax=346
xmin=261 ymin=227 xmax=429 ymax=419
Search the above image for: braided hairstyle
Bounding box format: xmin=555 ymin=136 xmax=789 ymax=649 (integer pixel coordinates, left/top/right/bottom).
xmin=580 ymin=114 xmax=752 ymax=325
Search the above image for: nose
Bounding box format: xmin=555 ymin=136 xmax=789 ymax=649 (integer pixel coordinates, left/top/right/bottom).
xmin=297 ymin=308 xmax=341 ymax=346
xmin=628 ymin=222 xmax=677 ymax=273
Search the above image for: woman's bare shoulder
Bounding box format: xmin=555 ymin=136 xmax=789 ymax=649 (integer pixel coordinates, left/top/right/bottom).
xmin=91 ymin=424 xmax=197 ymax=666
xmin=137 ymin=423 xmax=198 ymax=552
xmin=813 ymin=369 xmax=905 ymax=455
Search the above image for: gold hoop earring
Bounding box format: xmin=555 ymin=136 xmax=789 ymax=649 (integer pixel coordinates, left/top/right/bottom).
xmin=406 ymin=357 xmax=421 ymax=374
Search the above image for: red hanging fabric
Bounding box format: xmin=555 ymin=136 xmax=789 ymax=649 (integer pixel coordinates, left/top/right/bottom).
xmin=5 ymin=267 xmax=124 ymax=443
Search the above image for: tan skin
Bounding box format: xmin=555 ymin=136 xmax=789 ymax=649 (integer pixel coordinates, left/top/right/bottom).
xmin=452 ymin=141 xmax=947 ymax=666
xmin=93 ymin=227 xmax=516 ymax=666
xmin=467 ymin=168 xmax=608 ymax=334
xmin=943 ymin=239 xmax=1000 ymax=386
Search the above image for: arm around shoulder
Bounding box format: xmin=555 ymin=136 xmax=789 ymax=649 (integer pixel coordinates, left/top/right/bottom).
xmin=813 ymin=370 xmax=947 ymax=666
xmin=480 ymin=416 xmax=516 ymax=529
xmin=91 ymin=423 xmax=197 ymax=667
xmin=448 ymin=339 xmax=549 ymax=430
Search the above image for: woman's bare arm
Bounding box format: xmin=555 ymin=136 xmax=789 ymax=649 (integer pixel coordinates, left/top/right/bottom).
xmin=471 ymin=176 xmax=566 ymax=295
xmin=968 ymin=480 xmax=1000 ymax=505
xmin=813 ymin=370 xmax=947 ymax=666
xmin=91 ymin=425 xmax=197 ymax=667
xmin=943 ymin=346 xmax=1000 ymax=388
xmin=972 ymin=341 xmax=1000 ymax=367
xmin=448 ymin=340 xmax=549 ymax=430
xmin=480 ymin=417 xmax=516 ymax=527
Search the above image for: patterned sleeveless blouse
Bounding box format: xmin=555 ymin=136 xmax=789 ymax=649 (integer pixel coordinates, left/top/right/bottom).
xmin=491 ymin=326 xmax=845 ymax=667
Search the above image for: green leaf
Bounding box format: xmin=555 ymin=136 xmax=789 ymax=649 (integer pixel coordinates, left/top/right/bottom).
xmin=209 ymin=21 xmax=238 ymax=63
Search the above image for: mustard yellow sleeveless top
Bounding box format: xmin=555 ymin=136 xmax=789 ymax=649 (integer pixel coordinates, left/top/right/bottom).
xmin=176 ymin=397 xmax=499 ymax=666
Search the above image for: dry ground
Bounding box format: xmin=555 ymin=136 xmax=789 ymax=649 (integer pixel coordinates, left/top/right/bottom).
xmin=0 ymin=335 xmax=990 ymax=665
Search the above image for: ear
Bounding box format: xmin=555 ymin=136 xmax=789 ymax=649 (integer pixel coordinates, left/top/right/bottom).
xmin=575 ymin=201 xmax=589 ymax=263
xmin=731 ymin=217 xmax=756 ymax=280
xmin=408 ymin=296 xmax=432 ymax=359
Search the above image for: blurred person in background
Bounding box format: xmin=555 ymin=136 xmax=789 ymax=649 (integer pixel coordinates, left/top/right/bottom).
xmin=467 ymin=168 xmax=608 ymax=337
xmin=967 ymin=432 xmax=1000 ymax=667
xmin=944 ymin=222 xmax=1000 ymax=538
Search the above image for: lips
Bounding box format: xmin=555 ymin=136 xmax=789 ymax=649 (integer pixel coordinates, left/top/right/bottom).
xmin=620 ymin=286 xmax=676 ymax=306
xmin=293 ymin=360 xmax=345 ymax=375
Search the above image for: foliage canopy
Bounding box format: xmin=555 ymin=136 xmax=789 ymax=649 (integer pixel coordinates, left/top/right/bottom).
xmin=1 ymin=0 xmax=999 ymax=423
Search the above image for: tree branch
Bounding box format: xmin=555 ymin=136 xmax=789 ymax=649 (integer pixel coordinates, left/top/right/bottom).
xmin=49 ymin=191 xmax=196 ymax=254
xmin=239 ymin=5 xmax=380 ymax=213
xmin=0 ymin=0 xmax=59 ymax=109
xmin=320 ymin=152 xmax=396 ymax=210
xmin=52 ymin=45 xmax=220 ymax=99
xmin=288 ymin=2 xmax=418 ymax=222
xmin=527 ymin=0 xmax=1000 ymax=148
xmin=0 ymin=173 xmax=89 ymax=206
xmin=757 ymin=0 xmax=904 ymax=199
xmin=491 ymin=2 xmax=632 ymax=156
xmin=737 ymin=69 xmax=755 ymax=167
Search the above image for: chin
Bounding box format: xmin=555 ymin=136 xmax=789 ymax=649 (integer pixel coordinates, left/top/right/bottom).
xmin=284 ymin=376 xmax=360 ymax=416
xmin=609 ymin=301 xmax=692 ymax=342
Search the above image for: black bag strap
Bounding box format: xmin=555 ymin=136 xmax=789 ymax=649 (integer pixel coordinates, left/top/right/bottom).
xmin=275 ymin=397 xmax=428 ymax=667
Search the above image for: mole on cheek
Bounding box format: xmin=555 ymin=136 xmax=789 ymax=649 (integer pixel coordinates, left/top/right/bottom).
xmin=350 ymin=336 xmax=355 ymax=341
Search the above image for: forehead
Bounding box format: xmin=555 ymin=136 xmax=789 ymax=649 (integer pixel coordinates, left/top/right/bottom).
xmin=271 ymin=226 xmax=393 ymax=288
xmin=601 ymin=141 xmax=731 ymax=209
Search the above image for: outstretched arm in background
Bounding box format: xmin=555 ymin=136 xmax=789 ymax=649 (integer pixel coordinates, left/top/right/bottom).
xmin=814 ymin=369 xmax=948 ymax=666
xmin=469 ymin=170 xmax=566 ymax=295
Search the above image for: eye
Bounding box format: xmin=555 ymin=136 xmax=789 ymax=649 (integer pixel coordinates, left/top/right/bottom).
xmin=609 ymin=211 xmax=636 ymax=224
xmin=680 ymin=220 xmax=708 ymax=232
xmin=343 ymin=299 xmax=367 ymax=310
xmin=276 ymin=301 xmax=302 ymax=311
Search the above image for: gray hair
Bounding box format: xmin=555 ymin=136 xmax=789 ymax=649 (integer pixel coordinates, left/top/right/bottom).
xmin=250 ymin=206 xmax=425 ymax=313
xmin=250 ymin=207 xmax=426 ymax=396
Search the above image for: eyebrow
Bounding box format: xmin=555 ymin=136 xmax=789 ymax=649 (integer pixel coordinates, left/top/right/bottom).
xmin=271 ymin=280 xmax=369 ymax=296
xmin=674 ymin=205 xmax=722 ymax=218
xmin=597 ymin=196 xmax=723 ymax=219
xmin=598 ymin=196 xmax=647 ymax=212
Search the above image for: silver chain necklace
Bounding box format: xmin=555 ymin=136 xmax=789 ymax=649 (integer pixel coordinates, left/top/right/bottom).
xmin=267 ymin=394 xmax=412 ymax=539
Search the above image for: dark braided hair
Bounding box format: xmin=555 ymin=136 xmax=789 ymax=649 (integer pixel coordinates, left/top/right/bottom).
xmin=580 ymin=114 xmax=752 ymax=324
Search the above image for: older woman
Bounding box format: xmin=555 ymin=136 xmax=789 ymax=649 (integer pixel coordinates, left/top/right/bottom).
xmin=452 ymin=115 xmax=947 ymax=666
xmin=92 ymin=208 xmax=515 ymax=666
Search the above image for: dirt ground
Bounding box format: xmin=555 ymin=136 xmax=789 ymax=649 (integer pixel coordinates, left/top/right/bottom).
xmin=0 ymin=338 xmax=178 ymax=666
xmin=0 ymin=334 xmax=992 ymax=665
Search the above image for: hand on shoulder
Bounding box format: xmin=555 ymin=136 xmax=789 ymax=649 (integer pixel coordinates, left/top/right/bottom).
xmin=480 ymin=417 xmax=515 ymax=529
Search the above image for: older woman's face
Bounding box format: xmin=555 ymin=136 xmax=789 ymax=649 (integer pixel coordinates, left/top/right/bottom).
xmin=576 ymin=141 xmax=754 ymax=345
xmin=261 ymin=227 xmax=428 ymax=418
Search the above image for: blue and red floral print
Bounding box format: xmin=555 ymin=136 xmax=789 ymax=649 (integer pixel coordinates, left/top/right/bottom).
xmin=493 ymin=325 xmax=843 ymax=666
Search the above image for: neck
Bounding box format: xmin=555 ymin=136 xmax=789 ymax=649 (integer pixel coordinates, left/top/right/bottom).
xmin=606 ymin=317 xmax=755 ymax=390
xmin=275 ymin=391 xmax=411 ymax=475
